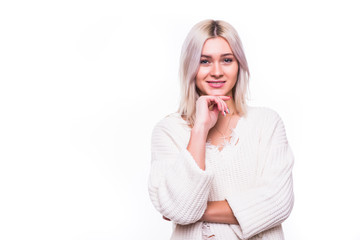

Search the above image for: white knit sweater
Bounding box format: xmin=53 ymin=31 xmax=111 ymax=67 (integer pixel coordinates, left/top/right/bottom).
xmin=148 ymin=107 xmax=294 ymax=240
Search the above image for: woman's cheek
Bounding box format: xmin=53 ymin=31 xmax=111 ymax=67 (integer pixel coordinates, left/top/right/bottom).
xmin=198 ymin=67 xmax=210 ymax=78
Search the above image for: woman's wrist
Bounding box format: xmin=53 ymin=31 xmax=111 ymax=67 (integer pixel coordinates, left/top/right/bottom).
xmin=192 ymin=126 xmax=209 ymax=140
xmin=186 ymin=123 xmax=209 ymax=170
xmin=192 ymin=122 xmax=211 ymax=135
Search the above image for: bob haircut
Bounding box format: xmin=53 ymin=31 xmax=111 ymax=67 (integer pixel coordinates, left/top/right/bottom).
xmin=178 ymin=19 xmax=250 ymax=126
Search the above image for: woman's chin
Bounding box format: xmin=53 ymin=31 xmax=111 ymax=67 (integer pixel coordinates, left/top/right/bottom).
xmin=206 ymin=90 xmax=231 ymax=97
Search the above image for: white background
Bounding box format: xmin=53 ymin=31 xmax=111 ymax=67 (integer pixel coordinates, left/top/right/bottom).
xmin=1 ymin=0 xmax=360 ymax=239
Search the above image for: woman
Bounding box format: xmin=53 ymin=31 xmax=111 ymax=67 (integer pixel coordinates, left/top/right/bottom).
xmin=148 ymin=19 xmax=294 ymax=240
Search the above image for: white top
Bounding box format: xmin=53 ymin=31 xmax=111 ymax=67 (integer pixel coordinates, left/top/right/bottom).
xmin=148 ymin=107 xmax=294 ymax=240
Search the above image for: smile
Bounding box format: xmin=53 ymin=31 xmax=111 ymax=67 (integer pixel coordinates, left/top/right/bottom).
xmin=207 ymin=81 xmax=226 ymax=88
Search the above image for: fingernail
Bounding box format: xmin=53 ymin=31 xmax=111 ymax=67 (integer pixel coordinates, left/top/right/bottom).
xmin=223 ymin=111 xmax=226 ymax=116
xmin=227 ymin=108 xmax=230 ymax=113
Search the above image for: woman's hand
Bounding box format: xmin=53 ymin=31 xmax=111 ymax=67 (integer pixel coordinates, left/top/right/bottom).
xmin=194 ymin=95 xmax=231 ymax=132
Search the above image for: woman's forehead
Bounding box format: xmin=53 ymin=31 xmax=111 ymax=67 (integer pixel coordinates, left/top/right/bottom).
xmin=201 ymin=37 xmax=233 ymax=55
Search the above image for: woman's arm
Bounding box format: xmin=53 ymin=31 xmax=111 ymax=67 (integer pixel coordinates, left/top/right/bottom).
xmin=186 ymin=124 xmax=208 ymax=170
xmin=225 ymin=110 xmax=294 ymax=239
xmin=187 ymin=96 xmax=230 ymax=170
xmin=164 ymin=200 xmax=238 ymax=224
xmin=200 ymin=200 xmax=239 ymax=225
xmin=150 ymin=96 xmax=231 ymax=225
xmin=149 ymin=122 xmax=214 ymax=225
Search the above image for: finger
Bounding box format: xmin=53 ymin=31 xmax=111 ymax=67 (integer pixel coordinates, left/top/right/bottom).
xmin=204 ymin=96 xmax=228 ymax=114
xmin=214 ymin=97 xmax=224 ymax=113
xmin=206 ymin=98 xmax=217 ymax=108
xmin=222 ymin=101 xmax=229 ymax=114
xmin=217 ymin=98 xmax=227 ymax=116
xmin=218 ymin=96 xmax=230 ymax=114
xmin=219 ymin=95 xmax=231 ymax=101
xmin=205 ymin=97 xmax=220 ymax=111
xmin=222 ymin=104 xmax=227 ymax=116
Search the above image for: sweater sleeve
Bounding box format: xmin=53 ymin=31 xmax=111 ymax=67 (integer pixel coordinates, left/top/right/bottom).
xmin=148 ymin=119 xmax=214 ymax=225
xmin=226 ymin=111 xmax=294 ymax=239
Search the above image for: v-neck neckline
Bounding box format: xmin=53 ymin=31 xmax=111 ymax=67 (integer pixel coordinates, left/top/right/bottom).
xmin=206 ymin=116 xmax=243 ymax=153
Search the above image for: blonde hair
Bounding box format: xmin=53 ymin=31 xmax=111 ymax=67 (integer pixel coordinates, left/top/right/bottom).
xmin=178 ymin=19 xmax=250 ymax=126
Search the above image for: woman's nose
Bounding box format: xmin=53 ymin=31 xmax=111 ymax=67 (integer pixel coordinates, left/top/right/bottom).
xmin=210 ymin=62 xmax=223 ymax=78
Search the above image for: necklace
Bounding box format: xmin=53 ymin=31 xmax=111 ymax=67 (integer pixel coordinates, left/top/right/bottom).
xmin=214 ymin=114 xmax=234 ymax=141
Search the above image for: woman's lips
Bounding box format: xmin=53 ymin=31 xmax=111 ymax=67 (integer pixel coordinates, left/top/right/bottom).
xmin=207 ymin=81 xmax=225 ymax=88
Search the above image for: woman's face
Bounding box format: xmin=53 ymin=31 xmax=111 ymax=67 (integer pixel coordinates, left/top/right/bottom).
xmin=195 ymin=37 xmax=239 ymax=97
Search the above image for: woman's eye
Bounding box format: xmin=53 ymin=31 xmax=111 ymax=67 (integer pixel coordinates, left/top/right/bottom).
xmin=224 ymin=58 xmax=233 ymax=63
xmin=200 ymin=59 xmax=209 ymax=64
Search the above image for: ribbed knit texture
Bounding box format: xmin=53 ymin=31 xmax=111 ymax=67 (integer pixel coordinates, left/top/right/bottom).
xmin=148 ymin=107 xmax=294 ymax=240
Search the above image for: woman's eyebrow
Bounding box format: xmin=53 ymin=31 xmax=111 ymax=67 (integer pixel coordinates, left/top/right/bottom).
xmin=201 ymin=53 xmax=234 ymax=58
xmin=221 ymin=53 xmax=234 ymax=57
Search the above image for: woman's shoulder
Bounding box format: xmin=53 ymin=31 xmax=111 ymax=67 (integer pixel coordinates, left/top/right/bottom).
xmin=247 ymin=106 xmax=280 ymax=117
xmin=153 ymin=112 xmax=190 ymax=132
xmin=245 ymin=106 xmax=282 ymax=125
